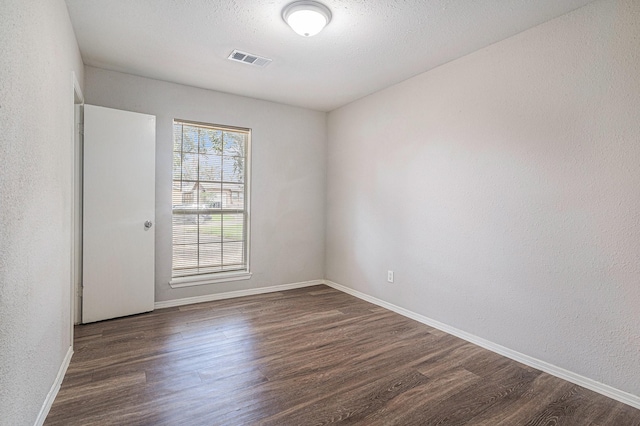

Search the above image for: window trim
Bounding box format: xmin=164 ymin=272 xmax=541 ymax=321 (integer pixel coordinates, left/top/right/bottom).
xmin=169 ymin=119 xmax=252 ymax=287
xmin=169 ymin=271 xmax=253 ymax=288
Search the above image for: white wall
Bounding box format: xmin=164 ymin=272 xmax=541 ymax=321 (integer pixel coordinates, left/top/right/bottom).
xmin=0 ymin=0 xmax=84 ymax=424
xmin=326 ymin=0 xmax=640 ymax=398
xmin=84 ymin=67 xmax=326 ymax=302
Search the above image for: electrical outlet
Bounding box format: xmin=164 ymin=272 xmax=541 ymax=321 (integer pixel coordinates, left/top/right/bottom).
xmin=387 ymin=270 xmax=394 ymax=283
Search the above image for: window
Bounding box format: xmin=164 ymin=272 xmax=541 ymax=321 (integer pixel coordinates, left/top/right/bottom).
xmin=170 ymin=120 xmax=251 ymax=287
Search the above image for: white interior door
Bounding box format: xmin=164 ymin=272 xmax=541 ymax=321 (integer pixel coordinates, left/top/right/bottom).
xmin=82 ymin=105 xmax=156 ymax=323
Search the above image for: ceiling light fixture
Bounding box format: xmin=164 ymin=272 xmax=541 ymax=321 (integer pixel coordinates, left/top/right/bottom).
xmin=282 ymin=1 xmax=332 ymax=37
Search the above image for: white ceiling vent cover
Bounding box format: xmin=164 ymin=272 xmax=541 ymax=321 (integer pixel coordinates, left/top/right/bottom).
xmin=228 ymin=50 xmax=272 ymax=68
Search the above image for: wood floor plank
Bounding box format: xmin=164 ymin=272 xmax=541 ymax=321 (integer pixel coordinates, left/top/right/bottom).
xmin=362 ymin=368 xmax=484 ymax=426
xmin=45 ymin=285 xmax=640 ymax=425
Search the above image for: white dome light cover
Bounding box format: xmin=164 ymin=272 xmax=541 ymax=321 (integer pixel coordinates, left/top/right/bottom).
xmin=282 ymin=1 xmax=332 ymax=37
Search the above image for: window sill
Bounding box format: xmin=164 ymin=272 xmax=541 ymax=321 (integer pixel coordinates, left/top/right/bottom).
xmin=169 ymin=271 xmax=252 ymax=288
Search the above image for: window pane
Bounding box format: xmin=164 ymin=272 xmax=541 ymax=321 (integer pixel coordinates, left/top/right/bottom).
xmin=173 ymin=244 xmax=199 ymax=270
xmin=172 ymin=181 xmax=184 ymax=207
xmin=199 ymin=128 xmax=222 ymax=154
xmin=172 ymin=214 xmax=199 ymax=245
xmin=173 ymin=182 xmax=196 ymax=207
xmin=222 ymin=214 xmax=244 ymax=241
xmin=182 ymin=126 xmax=199 ymax=153
xmin=181 ymin=153 xmax=198 ymax=182
xmin=199 ymin=153 xmax=222 ymax=182
xmin=199 ymin=243 xmax=222 ymax=269
xmin=173 ymin=123 xmax=183 ymax=152
xmin=173 ymin=151 xmax=182 ymax=179
xmin=222 ymin=183 xmax=244 ymax=209
xmin=199 ymin=214 xmax=222 ymax=243
xmin=223 ymin=131 xmax=245 ymax=157
xmin=223 ymin=242 xmax=244 ymax=267
xmin=222 ymin=156 xmax=244 ymax=183
xmin=198 ymin=184 xmax=222 ymax=209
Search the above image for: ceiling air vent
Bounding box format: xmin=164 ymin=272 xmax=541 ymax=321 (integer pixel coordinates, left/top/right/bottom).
xmin=228 ymin=49 xmax=272 ymax=68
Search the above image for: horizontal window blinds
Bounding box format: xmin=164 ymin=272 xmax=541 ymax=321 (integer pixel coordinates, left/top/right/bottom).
xmin=172 ymin=120 xmax=250 ymax=278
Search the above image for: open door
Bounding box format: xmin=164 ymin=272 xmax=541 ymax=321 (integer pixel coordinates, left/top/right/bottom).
xmin=82 ymin=105 xmax=156 ymax=323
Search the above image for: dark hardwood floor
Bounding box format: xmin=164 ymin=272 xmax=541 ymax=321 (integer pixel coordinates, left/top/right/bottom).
xmin=46 ymin=285 xmax=640 ymax=425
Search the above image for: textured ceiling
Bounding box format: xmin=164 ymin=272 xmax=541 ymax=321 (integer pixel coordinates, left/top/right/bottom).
xmin=65 ymin=0 xmax=595 ymax=111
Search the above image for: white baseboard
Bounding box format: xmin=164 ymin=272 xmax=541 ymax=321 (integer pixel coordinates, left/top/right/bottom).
xmin=323 ymin=280 xmax=640 ymax=410
xmin=35 ymin=346 xmax=73 ymax=426
xmin=154 ymin=279 xmax=325 ymax=309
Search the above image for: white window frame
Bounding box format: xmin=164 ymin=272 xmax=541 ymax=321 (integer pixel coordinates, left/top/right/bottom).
xmin=169 ymin=119 xmax=252 ymax=288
